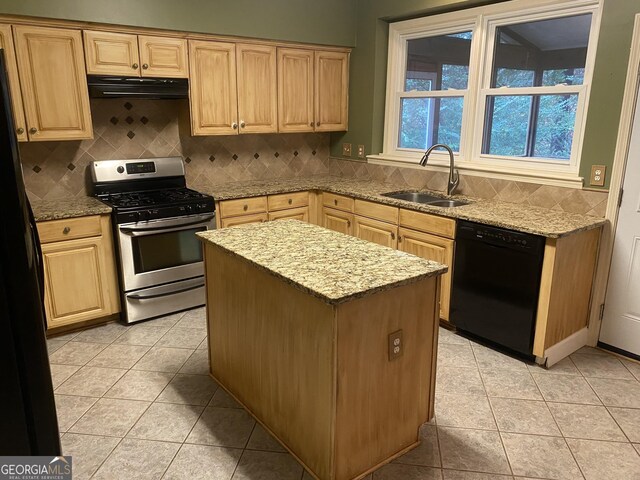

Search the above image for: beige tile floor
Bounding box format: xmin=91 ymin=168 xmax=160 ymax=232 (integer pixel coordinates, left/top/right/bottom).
xmin=47 ymin=307 xmax=640 ymax=479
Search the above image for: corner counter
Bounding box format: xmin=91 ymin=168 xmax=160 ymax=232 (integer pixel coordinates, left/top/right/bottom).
xmin=198 ymin=220 xmax=447 ymax=480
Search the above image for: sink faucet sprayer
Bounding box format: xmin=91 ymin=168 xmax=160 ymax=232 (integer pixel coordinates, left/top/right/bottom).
xmin=419 ymin=143 xmax=460 ymax=196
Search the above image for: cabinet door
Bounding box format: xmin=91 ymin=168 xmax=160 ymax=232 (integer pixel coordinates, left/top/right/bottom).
xmin=189 ymin=40 xmax=238 ymax=135
xmin=398 ymin=227 xmax=454 ymax=321
xmin=221 ymin=212 xmax=268 ymax=228
xmin=41 ymin=236 xmax=116 ymax=328
xmin=138 ymin=35 xmax=188 ymax=78
xmin=277 ymin=47 xmax=314 ymax=133
xmin=237 ymin=43 xmax=277 ymax=133
xmin=14 ymin=25 xmax=93 ymax=141
xmin=268 ymin=206 xmax=309 ymax=222
xmin=0 ymin=25 xmax=27 ymax=141
xmin=322 ymin=207 xmax=353 ymax=236
xmin=314 ymin=50 xmax=348 ymax=132
xmin=84 ymin=30 xmax=140 ymax=76
xmin=354 ymin=215 xmax=397 ymax=249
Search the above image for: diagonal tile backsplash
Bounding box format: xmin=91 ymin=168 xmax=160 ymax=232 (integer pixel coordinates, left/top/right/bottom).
xmin=20 ymin=99 xmax=331 ymax=201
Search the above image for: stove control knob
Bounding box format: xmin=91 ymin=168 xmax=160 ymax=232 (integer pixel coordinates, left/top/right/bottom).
xmin=117 ymin=166 xmax=125 ymax=174
xmin=185 ymin=205 xmax=194 ymax=213
xmin=130 ymin=211 xmax=140 ymax=222
xmin=139 ymin=210 xmax=152 ymax=221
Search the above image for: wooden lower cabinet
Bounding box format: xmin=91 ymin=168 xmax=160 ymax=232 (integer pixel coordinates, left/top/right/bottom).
xmin=322 ymin=207 xmax=353 ymax=236
xmin=354 ymin=215 xmax=397 ymax=249
xmin=220 ymin=212 xmax=268 ymax=228
xmin=268 ymin=206 xmax=309 ymax=222
xmin=38 ymin=215 xmax=119 ymax=329
xmin=398 ymin=227 xmax=454 ymax=321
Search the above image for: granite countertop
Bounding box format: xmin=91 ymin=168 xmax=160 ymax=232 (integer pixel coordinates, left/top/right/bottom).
xmin=203 ymin=176 xmax=607 ymax=238
xmin=197 ymin=220 xmax=448 ymax=305
xmin=31 ymin=196 xmax=112 ymax=222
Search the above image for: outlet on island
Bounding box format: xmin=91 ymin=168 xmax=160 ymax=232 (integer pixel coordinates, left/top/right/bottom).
xmin=388 ymin=329 xmax=403 ymax=360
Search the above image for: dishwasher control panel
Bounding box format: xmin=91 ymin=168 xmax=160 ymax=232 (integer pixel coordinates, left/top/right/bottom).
xmin=458 ymin=221 xmax=545 ymax=253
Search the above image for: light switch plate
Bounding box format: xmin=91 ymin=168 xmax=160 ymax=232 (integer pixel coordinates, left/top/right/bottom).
xmin=342 ymin=143 xmax=352 ymax=157
xmin=590 ymin=165 xmax=606 ymax=187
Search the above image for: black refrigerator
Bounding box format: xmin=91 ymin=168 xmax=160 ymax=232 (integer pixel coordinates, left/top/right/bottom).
xmin=0 ymin=49 xmax=61 ymax=455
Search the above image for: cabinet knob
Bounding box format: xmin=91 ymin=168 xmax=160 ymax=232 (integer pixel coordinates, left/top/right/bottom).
xmin=243 ymin=205 xmax=248 ymax=211
xmin=16 ymin=127 xmax=24 ymax=135
xmin=347 ymin=219 xmax=351 ymax=227
xmin=288 ymin=198 xmax=293 ymax=205
xmin=309 ymin=122 xmax=314 ymax=127
xmin=62 ymin=227 xmax=71 ymax=235
xmin=316 ymin=122 xmax=320 ymax=127
xmin=232 ymin=122 xmax=238 ymax=130
xmin=142 ymin=63 xmax=149 ymax=70
xmin=240 ymin=121 xmax=246 ymax=128
xmin=132 ymin=63 xmax=139 ymax=69
xmin=398 ymin=235 xmax=403 ymax=243
xmin=391 ymin=232 xmax=396 ymax=240
xmin=334 ymin=199 xmax=338 ymax=206
xmin=29 ymin=127 xmax=37 ymax=135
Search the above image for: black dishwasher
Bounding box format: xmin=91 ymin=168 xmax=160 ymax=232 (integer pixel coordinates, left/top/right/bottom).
xmin=450 ymin=220 xmax=545 ymax=358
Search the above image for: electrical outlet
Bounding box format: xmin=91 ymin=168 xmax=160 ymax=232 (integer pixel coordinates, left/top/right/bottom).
xmin=342 ymin=143 xmax=352 ymax=157
xmin=357 ymin=144 xmax=365 ymax=158
xmin=388 ymin=330 xmax=403 ymax=361
xmin=590 ymin=165 xmax=606 ymax=187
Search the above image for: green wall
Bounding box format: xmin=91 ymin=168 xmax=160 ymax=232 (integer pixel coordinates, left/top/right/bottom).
xmin=333 ymin=0 xmax=640 ymax=190
xmin=0 ymin=0 xmax=357 ymax=46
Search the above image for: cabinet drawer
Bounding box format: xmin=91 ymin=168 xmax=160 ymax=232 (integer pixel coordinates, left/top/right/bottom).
xmin=354 ymin=199 xmax=398 ymax=224
xmin=268 ymin=191 xmax=309 ymax=211
xmin=221 ymin=212 xmax=268 ymax=228
xmin=38 ymin=216 xmax=102 ymax=244
xmin=399 ymin=209 xmax=456 ymax=239
xmin=219 ymin=196 xmax=267 ymax=218
xmin=322 ymin=192 xmax=354 ymax=212
xmin=268 ymin=206 xmax=309 ymax=222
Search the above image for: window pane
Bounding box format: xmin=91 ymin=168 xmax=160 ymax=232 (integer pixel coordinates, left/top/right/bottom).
xmin=399 ymin=97 xmax=463 ymax=151
xmin=482 ymin=94 xmax=578 ymax=160
xmin=405 ymin=31 xmax=473 ymax=91
xmin=495 ymin=68 xmax=535 ymax=88
xmin=491 ymin=14 xmax=592 ymax=88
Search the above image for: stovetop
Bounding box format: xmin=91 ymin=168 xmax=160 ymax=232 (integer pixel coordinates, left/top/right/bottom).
xmin=98 ymin=187 xmax=216 ymax=224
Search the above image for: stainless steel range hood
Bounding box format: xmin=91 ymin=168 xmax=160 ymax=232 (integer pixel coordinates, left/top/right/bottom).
xmin=87 ymin=75 xmax=189 ymax=99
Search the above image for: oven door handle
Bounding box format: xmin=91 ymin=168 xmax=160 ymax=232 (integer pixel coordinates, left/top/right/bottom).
xmin=127 ymin=281 xmax=205 ymax=300
xmin=120 ymin=214 xmax=215 ymax=233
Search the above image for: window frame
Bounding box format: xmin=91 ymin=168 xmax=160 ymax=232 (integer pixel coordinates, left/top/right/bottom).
xmin=376 ymin=0 xmax=602 ymax=188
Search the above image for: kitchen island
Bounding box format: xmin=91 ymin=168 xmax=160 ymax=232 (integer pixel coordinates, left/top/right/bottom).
xmin=197 ymin=220 xmax=447 ymax=480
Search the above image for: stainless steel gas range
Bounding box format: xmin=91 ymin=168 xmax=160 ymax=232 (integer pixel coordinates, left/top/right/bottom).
xmin=90 ymin=157 xmax=215 ymax=323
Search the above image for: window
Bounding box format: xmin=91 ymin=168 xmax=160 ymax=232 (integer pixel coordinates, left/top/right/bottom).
xmin=379 ymin=0 xmax=601 ymax=186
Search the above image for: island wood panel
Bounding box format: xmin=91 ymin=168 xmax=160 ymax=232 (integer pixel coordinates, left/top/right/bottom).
xmin=334 ymin=276 xmax=438 ymax=480
xmin=83 ymin=30 xmax=140 ymax=76
xmin=277 ymin=47 xmax=314 ymax=133
xmin=218 ymin=196 xmax=267 ymax=218
xmin=268 ymin=191 xmax=309 ymax=211
xmin=398 ymin=227 xmax=454 ymax=321
xmin=236 ymin=43 xmax=277 ymax=133
xmin=533 ymin=227 xmax=601 ymax=356
xmin=354 ymin=199 xmax=398 ymax=225
xmin=268 ymin=206 xmax=309 ymax=222
xmin=399 ymin=209 xmax=456 ymax=239
xmin=322 ymin=207 xmax=353 ymax=236
xmin=314 ymin=50 xmax=348 ymax=132
xmin=189 ymin=39 xmax=238 ymax=135
xmin=220 ymin=212 xmax=268 ymax=228
xmin=138 ymin=35 xmax=188 ymax=77
xmin=0 ymin=24 xmax=27 ymax=141
xmin=354 ymin=215 xmax=397 ymax=249
xmin=205 ymin=244 xmax=335 ymax=480
xmin=14 ymin=25 xmax=93 ymax=141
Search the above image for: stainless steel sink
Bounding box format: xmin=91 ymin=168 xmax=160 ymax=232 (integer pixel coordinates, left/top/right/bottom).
xmin=381 ymin=191 xmax=469 ymax=208
xmin=381 ymin=191 xmax=442 ymax=204
xmin=426 ymin=199 xmax=469 ymax=208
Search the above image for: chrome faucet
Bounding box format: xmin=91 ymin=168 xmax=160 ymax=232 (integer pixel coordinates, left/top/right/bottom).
xmin=419 ymin=143 xmax=460 ymax=196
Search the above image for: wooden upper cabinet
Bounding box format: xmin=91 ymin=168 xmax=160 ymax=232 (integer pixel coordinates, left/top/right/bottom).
xmin=84 ymin=30 xmax=140 ymax=76
xmin=189 ymin=40 xmax=238 ymax=135
xmin=315 ymin=50 xmax=348 ymax=132
xmin=0 ymin=25 xmax=27 ymax=141
xmin=14 ymin=25 xmax=93 ymax=141
xmin=277 ymin=47 xmax=314 ymax=133
xmin=237 ymin=43 xmax=277 ymax=134
xmin=138 ymin=35 xmax=188 ymax=78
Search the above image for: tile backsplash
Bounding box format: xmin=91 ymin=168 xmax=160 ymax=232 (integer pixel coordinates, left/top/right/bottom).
xmin=21 ymin=99 xmax=608 ymax=217
xmin=20 ymin=99 xmax=331 ymax=200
